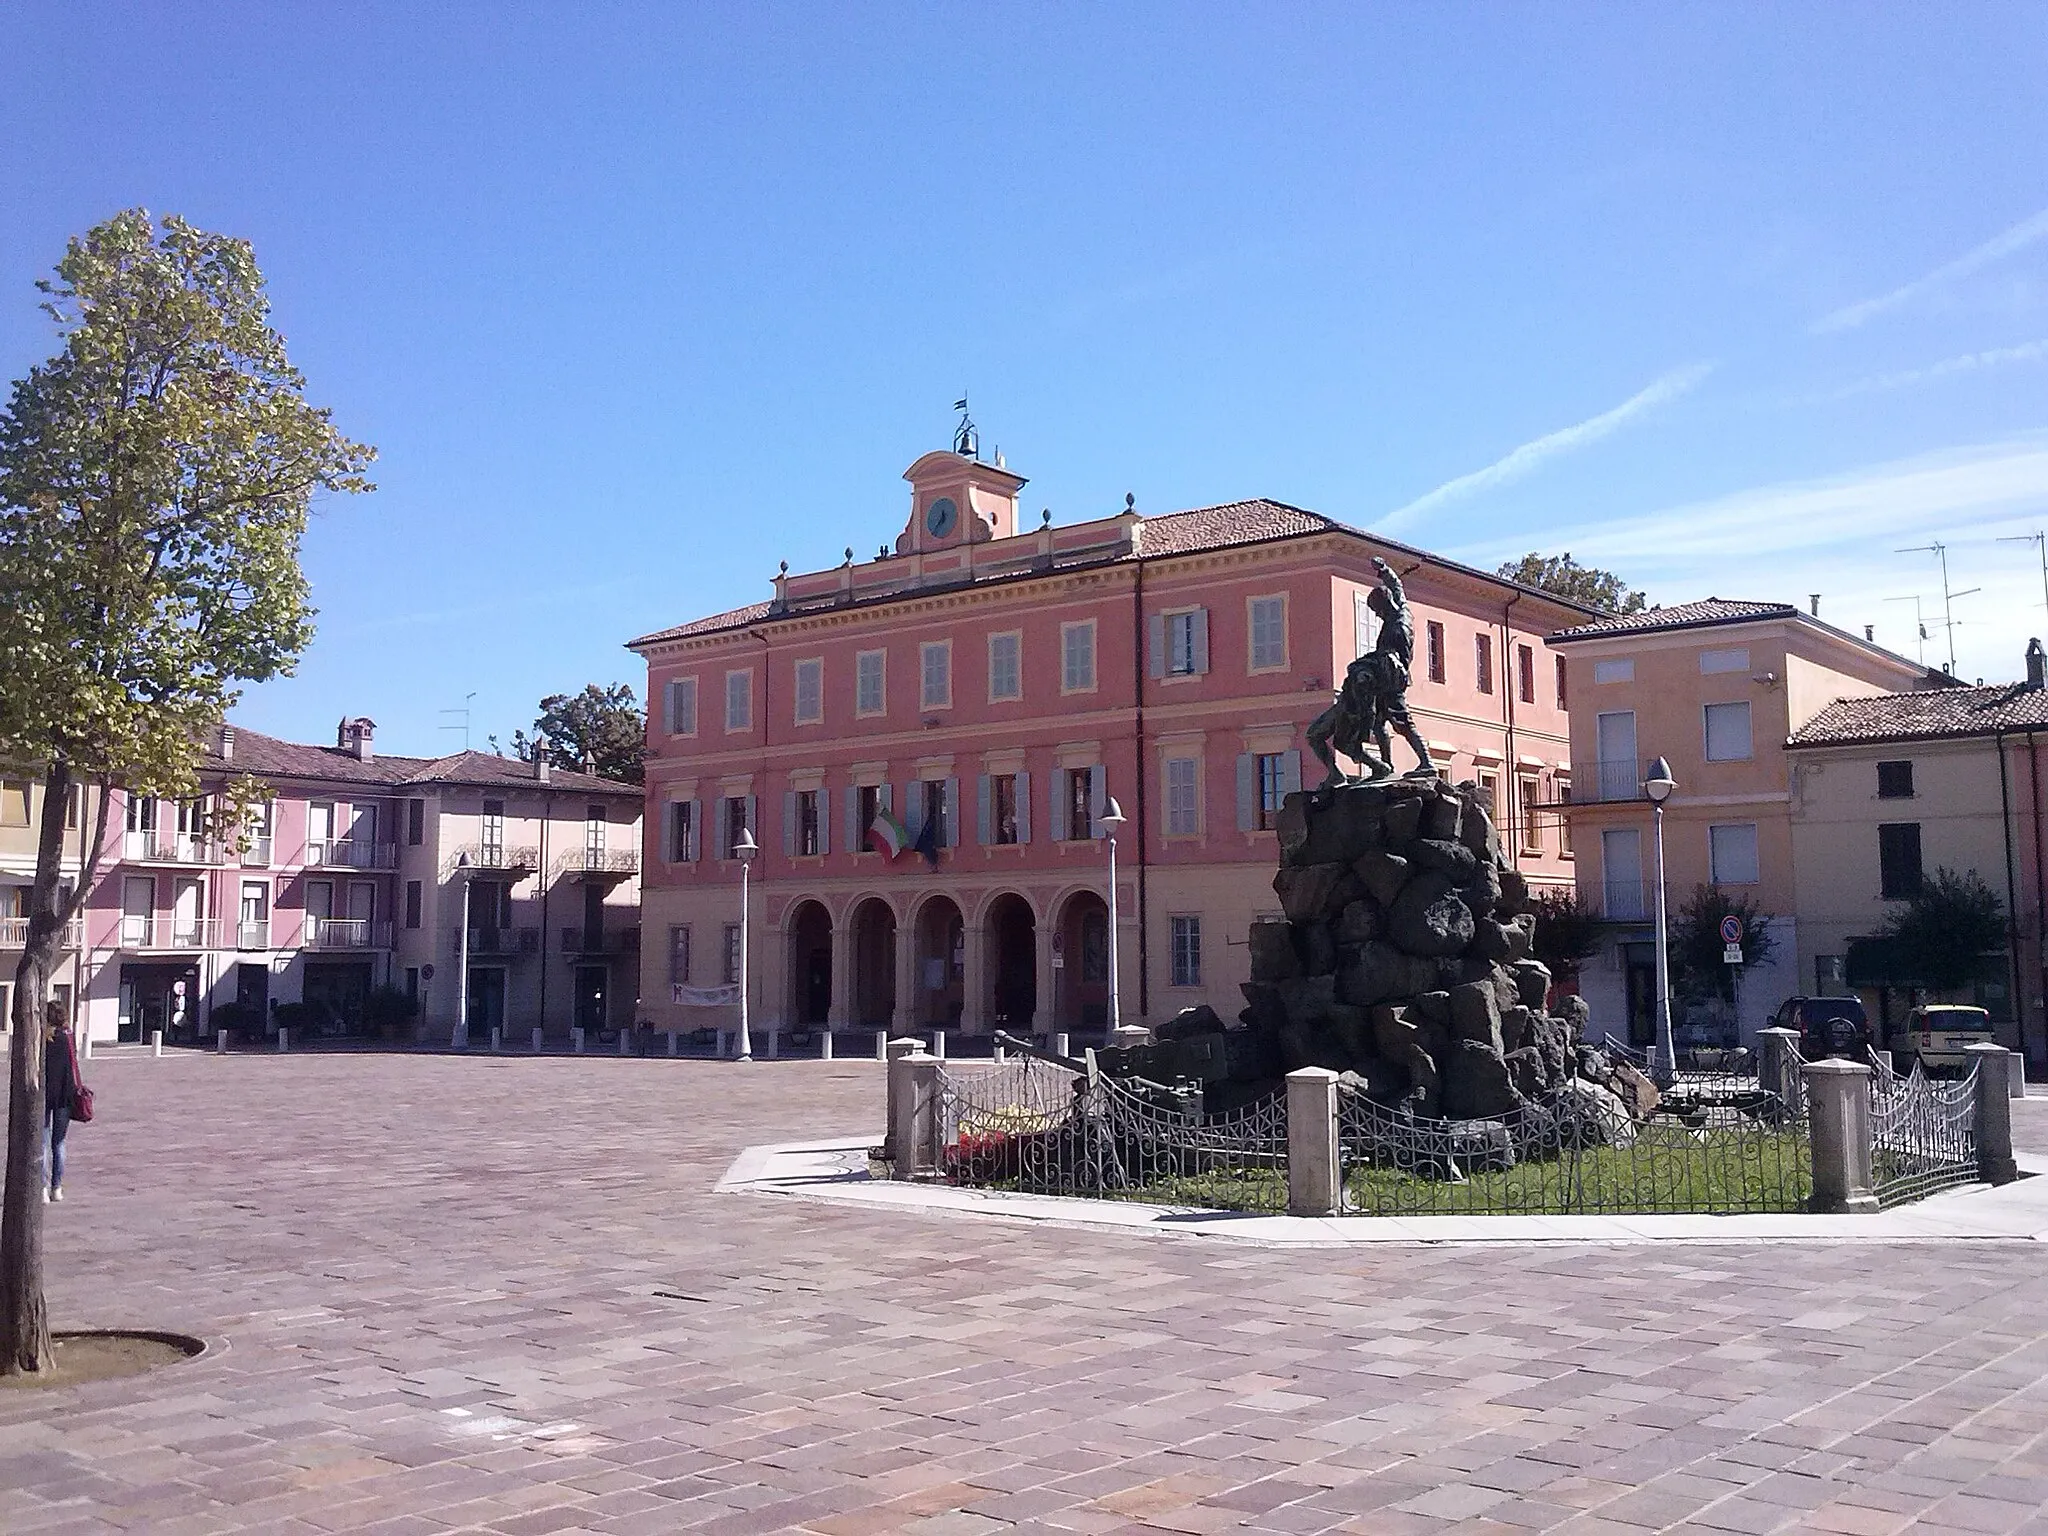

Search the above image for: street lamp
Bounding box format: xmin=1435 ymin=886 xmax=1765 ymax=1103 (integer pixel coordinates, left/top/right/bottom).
xmin=1099 ymin=795 xmax=1127 ymax=1041
xmin=733 ymin=826 xmax=758 ymax=1062
xmin=452 ymin=851 xmax=473 ymax=1050
xmin=1644 ymin=756 xmax=1677 ymax=1086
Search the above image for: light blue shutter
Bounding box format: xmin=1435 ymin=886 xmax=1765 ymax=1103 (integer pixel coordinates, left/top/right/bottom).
xmin=1088 ymin=765 xmax=1106 ymax=839
xmin=1281 ymin=750 xmax=1302 ymax=797
xmin=1049 ymin=770 xmax=1068 ymax=842
xmin=1014 ymin=771 xmax=1031 ymax=843
xmin=817 ymin=790 xmax=829 ymax=855
xmin=943 ymin=778 xmax=959 ymax=846
xmin=1236 ymin=754 xmax=1258 ymax=831
xmin=686 ymin=800 xmax=701 ymax=862
xmin=977 ymin=775 xmax=991 ymax=845
xmin=662 ymin=681 xmax=676 ymax=734
xmin=903 ymin=781 xmax=923 ymax=838
xmin=844 ymin=787 xmax=860 ymax=852
xmin=1192 ymin=608 xmax=1210 ymax=674
xmin=878 ymin=782 xmax=893 ymax=814
xmin=663 ymin=801 xmax=678 ymax=864
xmin=744 ymin=796 xmax=757 ymax=854
xmin=1147 ymin=614 xmax=1166 ymax=679
xmin=783 ymin=791 xmax=796 ymax=857
xmin=715 ymin=797 xmax=729 ymax=860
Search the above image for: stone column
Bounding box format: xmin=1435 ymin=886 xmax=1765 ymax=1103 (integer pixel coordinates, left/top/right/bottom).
xmin=1804 ymin=1057 xmax=1877 ymax=1213
xmin=889 ymin=1048 xmax=942 ymax=1179
xmin=828 ymin=916 xmax=854 ymax=1031
xmin=1967 ymin=1042 xmax=2019 ymax=1185
xmin=1286 ymin=1067 xmax=1342 ymax=1217
xmin=1756 ymin=1026 xmax=1801 ymax=1100
xmin=895 ymin=912 xmax=919 ymax=1042
xmin=960 ymin=920 xmax=986 ymax=1038
xmin=882 ymin=1036 xmax=921 ymax=1160
xmin=1037 ymin=911 xmax=1061 ymax=1042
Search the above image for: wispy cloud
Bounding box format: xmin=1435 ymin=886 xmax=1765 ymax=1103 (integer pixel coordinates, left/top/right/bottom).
xmin=1376 ymin=363 xmax=1713 ymax=535
xmin=1812 ymin=207 xmax=2048 ymax=334
xmin=1796 ymin=339 xmax=2048 ymax=403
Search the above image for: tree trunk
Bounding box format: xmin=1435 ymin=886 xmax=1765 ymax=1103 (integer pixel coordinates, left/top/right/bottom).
xmin=0 ymin=760 xmax=75 ymax=1375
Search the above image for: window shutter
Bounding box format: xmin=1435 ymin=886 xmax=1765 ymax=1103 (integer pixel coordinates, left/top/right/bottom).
xmin=663 ymin=802 xmax=677 ymax=864
xmin=1148 ymin=614 xmax=1166 ymax=679
xmin=1014 ymin=771 xmax=1031 ymax=843
xmin=1192 ymin=608 xmax=1210 ymax=674
xmin=783 ymin=791 xmax=796 ymax=857
xmin=944 ymin=778 xmax=959 ymax=847
xmin=844 ymin=786 xmax=860 ymax=852
xmin=977 ymin=774 xmax=991 ymax=845
xmin=903 ymin=781 xmax=923 ymax=838
xmin=686 ymin=800 xmax=701 ymax=862
xmin=663 ymin=680 xmax=676 ymax=733
xmin=744 ymin=796 xmax=757 ymax=852
xmin=1236 ymin=754 xmax=1257 ymax=831
xmin=1050 ymin=770 xmax=1069 ymax=842
xmin=878 ymin=782 xmax=893 ymax=813
xmin=1281 ymin=750 xmax=1302 ymax=796
xmin=1088 ymin=765 xmax=1106 ymax=839
xmin=817 ymin=790 xmax=830 ymax=855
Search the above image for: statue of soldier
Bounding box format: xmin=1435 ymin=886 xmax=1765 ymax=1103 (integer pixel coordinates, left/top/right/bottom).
xmin=1307 ymin=557 xmax=1439 ymax=786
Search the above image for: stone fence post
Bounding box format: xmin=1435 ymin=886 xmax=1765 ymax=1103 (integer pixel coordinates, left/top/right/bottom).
xmin=889 ymin=1050 xmax=943 ymax=1181
xmin=1804 ymin=1057 xmax=1877 ymax=1213
xmin=1756 ymin=1026 xmax=1801 ymax=1100
xmin=1286 ymin=1067 xmax=1341 ymax=1217
xmin=1967 ymin=1042 xmax=2019 ymax=1185
xmin=882 ymin=1036 xmax=920 ymax=1161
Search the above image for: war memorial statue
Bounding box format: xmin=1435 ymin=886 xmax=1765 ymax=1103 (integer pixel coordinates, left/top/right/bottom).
xmin=1307 ymin=556 xmax=1438 ymax=786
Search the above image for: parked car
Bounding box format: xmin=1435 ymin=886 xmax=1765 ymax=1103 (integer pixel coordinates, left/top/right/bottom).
xmin=1887 ymin=1004 xmax=1994 ymax=1076
xmin=1770 ymin=996 xmax=1874 ymax=1061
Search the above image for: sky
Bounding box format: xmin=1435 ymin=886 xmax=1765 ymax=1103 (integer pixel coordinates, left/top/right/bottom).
xmin=3 ymin=4 xmax=2046 ymax=755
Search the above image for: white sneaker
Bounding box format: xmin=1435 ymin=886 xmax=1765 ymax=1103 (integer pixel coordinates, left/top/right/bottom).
xmin=50 ymin=1187 xmax=62 ymax=1202
xmin=40 ymin=1187 xmax=49 ymax=1203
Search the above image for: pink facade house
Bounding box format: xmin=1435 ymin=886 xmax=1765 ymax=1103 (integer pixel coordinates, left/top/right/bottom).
xmin=631 ymin=437 xmax=1595 ymax=1045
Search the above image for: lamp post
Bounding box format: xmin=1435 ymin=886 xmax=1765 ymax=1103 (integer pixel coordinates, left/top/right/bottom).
xmin=452 ymin=851 xmax=473 ymax=1050
xmin=733 ymin=826 xmax=757 ymax=1062
xmin=1644 ymin=757 xmax=1677 ymax=1086
xmin=1099 ymin=795 xmax=1127 ymax=1041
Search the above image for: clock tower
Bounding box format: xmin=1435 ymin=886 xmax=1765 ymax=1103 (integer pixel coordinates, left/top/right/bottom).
xmin=895 ymin=411 xmax=1028 ymax=554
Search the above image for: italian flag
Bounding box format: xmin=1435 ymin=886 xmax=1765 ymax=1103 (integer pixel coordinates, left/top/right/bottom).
xmin=867 ymin=808 xmax=911 ymax=859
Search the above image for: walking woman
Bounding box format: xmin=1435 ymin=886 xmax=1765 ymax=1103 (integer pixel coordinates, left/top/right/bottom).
xmin=44 ymin=1004 xmax=76 ymax=1202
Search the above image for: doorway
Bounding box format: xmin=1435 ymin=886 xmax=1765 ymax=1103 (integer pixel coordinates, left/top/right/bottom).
xmin=849 ymin=898 xmax=896 ymax=1029
xmin=912 ymin=896 xmax=965 ymax=1028
xmin=465 ymin=966 xmax=507 ymax=1037
xmin=574 ymin=964 xmax=608 ymax=1033
xmin=786 ymin=900 xmax=833 ymax=1026
xmin=1056 ymin=892 xmax=1110 ymax=1034
xmin=985 ymin=894 xmax=1036 ymax=1033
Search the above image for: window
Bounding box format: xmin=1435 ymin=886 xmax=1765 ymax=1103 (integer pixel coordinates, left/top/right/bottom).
xmin=404 ymin=880 xmax=422 ymax=929
xmin=988 ymin=632 xmax=1021 ymax=701
xmin=922 ymin=779 xmax=947 ymax=844
xmin=1877 ymin=760 xmax=1915 ymax=799
xmin=1170 ymin=916 xmax=1202 ymax=987
xmin=1703 ymin=701 xmax=1753 ymax=762
xmin=991 ymin=774 xmax=1019 ymax=844
xmin=1601 ymin=827 xmax=1645 ymax=919
xmin=722 ymin=923 xmax=741 ymax=985
xmin=722 ymin=796 xmax=750 ymax=859
xmin=585 ymin=805 xmax=606 ymax=863
xmin=1426 ymin=621 xmax=1446 ymax=684
xmin=1249 ymin=596 xmax=1286 ymax=671
xmin=794 ymin=659 xmax=823 ymax=725
xmin=480 ymin=799 xmax=505 ymax=863
xmin=665 ymin=925 xmax=692 ymax=986
xmin=1700 ymin=648 xmax=1750 ymax=675
xmin=1062 ymin=622 xmax=1096 ymax=692
xmin=0 ymin=782 xmax=28 ymax=827
xmin=1593 ymin=658 xmax=1634 ymax=684
xmin=126 ymin=796 xmax=157 ymax=832
xmin=856 ymin=650 xmax=886 ymax=715
xmin=664 ymin=677 xmax=698 ymax=736
xmin=1816 ymin=954 xmax=1847 ymax=994
xmin=1519 ymin=775 xmax=1542 ymax=853
xmin=1165 ymin=757 xmax=1199 ymax=836
xmin=1557 ymin=781 xmax=1573 ymax=855
xmin=1167 ymin=612 xmax=1197 ymax=675
xmin=724 ymin=670 xmax=752 ymax=732
xmin=1879 ymin=822 xmax=1923 ymax=899
xmin=1555 ymin=655 xmax=1568 ymax=710
xmin=239 ymin=879 xmax=270 ymax=947
xmin=1354 ymin=590 xmax=1377 ymax=658
xmin=1475 ymin=770 xmax=1499 ymax=824
xmin=1517 ymin=644 xmax=1535 ymax=705
xmin=668 ymin=800 xmax=696 ymax=863
xmin=796 ymin=790 xmax=820 ymax=856
xmin=1475 ymin=635 xmax=1494 ymax=694
xmin=857 ymin=784 xmax=881 ymax=845
xmin=1065 ymin=768 xmax=1093 ymax=840
xmin=920 ymin=641 xmax=951 ymax=709
xmin=1709 ymin=823 xmax=1760 ymax=885
xmin=406 ymin=798 xmax=424 ymax=846
xmin=1257 ymin=753 xmax=1289 ymax=830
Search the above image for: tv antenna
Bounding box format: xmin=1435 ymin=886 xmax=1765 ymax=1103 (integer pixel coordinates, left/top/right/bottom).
xmin=1895 ymin=541 xmax=1977 ymax=675
xmin=1882 ymin=596 xmax=1929 ymax=665
xmin=438 ymin=692 xmax=477 ymax=751
xmin=1997 ymin=530 xmax=2048 ymax=617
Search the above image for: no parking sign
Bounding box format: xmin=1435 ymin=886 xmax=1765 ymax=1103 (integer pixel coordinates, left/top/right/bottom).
xmin=1721 ymin=915 xmax=1743 ymax=966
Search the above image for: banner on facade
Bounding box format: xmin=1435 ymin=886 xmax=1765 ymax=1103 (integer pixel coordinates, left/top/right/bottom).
xmin=673 ymin=983 xmax=740 ymax=1007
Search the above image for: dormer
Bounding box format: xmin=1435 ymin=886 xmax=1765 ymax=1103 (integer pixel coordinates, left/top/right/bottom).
xmin=895 ymin=449 xmax=1029 ymax=554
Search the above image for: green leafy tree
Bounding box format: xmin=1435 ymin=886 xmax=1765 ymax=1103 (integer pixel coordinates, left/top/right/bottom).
xmin=1530 ymin=888 xmax=1603 ymax=981
xmin=510 ymin=683 xmax=645 ymax=784
xmin=1496 ymin=552 xmax=1648 ymax=614
xmin=0 ymin=210 xmax=372 ymax=1374
xmin=1670 ymin=886 xmax=1776 ymax=1004
xmin=1881 ymin=868 xmax=2005 ymax=991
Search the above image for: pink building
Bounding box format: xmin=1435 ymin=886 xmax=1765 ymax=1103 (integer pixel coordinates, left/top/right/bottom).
xmin=630 ymin=439 xmax=1594 ymax=1044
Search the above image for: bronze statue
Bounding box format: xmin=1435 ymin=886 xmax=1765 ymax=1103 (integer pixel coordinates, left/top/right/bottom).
xmin=1307 ymin=557 xmax=1438 ymax=786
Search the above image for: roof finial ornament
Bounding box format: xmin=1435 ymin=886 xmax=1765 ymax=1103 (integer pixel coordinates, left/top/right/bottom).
xmin=951 ymin=396 xmax=979 ymax=460
xmin=1125 ymin=492 xmax=1136 ymax=512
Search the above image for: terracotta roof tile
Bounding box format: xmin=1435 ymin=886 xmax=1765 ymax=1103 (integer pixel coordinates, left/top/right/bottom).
xmin=1548 ymin=598 xmax=1799 ymax=641
xmin=1788 ymin=683 xmax=2048 ymax=747
xmin=203 ymin=728 xmax=638 ymax=795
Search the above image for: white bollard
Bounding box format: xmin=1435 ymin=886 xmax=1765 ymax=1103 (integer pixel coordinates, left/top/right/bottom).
xmin=216 ymin=1029 xmax=228 ymax=1054
xmin=277 ymin=1026 xmax=289 ymax=1053
xmin=766 ymin=1028 xmax=779 ymax=1060
xmin=667 ymin=1030 xmax=678 ymax=1057
xmin=489 ymin=1025 xmax=502 ymax=1053
xmin=993 ymin=1041 xmax=1006 ymax=1064
xmin=931 ymin=1029 xmax=946 ymax=1060
xmin=81 ymin=1032 xmax=93 ymax=1060
xmin=1054 ymin=1032 xmax=1071 ymax=1058
xmin=150 ymin=1029 xmax=163 ymax=1058
xmin=573 ymin=1027 xmax=585 ymax=1054
xmin=618 ymin=1028 xmax=630 ymax=1056
xmin=874 ymin=1032 xmax=888 ymax=1062
xmin=531 ymin=1026 xmax=543 ymax=1053
xmin=820 ymin=1031 xmax=833 ymax=1061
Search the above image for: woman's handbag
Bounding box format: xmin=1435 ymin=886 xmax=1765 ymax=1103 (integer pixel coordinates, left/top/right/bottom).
xmin=65 ymin=1032 xmax=93 ymax=1123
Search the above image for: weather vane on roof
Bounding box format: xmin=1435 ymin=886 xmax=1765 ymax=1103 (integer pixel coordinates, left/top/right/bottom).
xmin=952 ymin=395 xmax=979 ymax=460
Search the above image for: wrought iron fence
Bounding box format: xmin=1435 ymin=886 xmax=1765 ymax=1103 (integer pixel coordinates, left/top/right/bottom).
xmin=935 ymin=1058 xmax=1290 ymax=1213
xmin=1870 ymin=1060 xmax=1979 ymax=1208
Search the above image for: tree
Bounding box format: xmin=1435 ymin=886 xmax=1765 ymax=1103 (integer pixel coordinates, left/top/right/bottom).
xmin=0 ymin=211 xmax=372 ymax=1374
xmin=1669 ymin=886 xmax=1776 ymax=1004
xmin=1881 ymin=868 xmax=2005 ymax=992
xmin=510 ymin=684 xmax=645 ymax=784
xmin=1496 ymin=553 xmax=1648 ymax=614
xmin=1530 ymin=889 xmax=1603 ymax=981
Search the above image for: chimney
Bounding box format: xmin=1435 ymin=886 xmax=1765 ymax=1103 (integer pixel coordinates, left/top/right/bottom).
xmin=535 ymin=735 xmax=550 ymax=783
xmin=582 ymin=751 xmax=598 ymax=777
xmin=1809 ymin=593 xmax=1821 ymax=616
xmin=2029 ymin=638 xmax=2045 ymax=691
xmin=217 ymin=724 xmax=235 ymax=762
xmin=342 ymin=717 xmax=375 ymax=762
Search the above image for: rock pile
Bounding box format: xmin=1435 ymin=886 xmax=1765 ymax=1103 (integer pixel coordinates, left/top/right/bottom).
xmin=1112 ymin=778 xmax=1656 ymax=1134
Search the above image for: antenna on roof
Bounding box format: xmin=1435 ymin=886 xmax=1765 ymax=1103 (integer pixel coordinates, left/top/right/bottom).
xmin=437 ymin=692 xmax=477 ymax=752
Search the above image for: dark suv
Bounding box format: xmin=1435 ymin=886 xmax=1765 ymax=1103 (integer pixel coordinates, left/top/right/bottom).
xmin=1771 ymin=996 xmax=1873 ymax=1061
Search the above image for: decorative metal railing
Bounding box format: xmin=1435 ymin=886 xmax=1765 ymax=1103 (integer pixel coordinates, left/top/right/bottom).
xmin=1870 ymin=1060 xmax=1979 ymax=1208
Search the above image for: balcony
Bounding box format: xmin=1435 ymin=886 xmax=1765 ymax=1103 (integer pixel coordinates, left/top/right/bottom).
xmin=458 ymin=926 xmax=540 ymax=957
xmin=1571 ymin=758 xmax=1648 ymax=805
xmin=448 ymin=844 xmax=541 ymax=878
xmin=303 ymin=916 xmax=394 ymax=951
xmin=235 ymin=918 xmax=272 ymax=950
xmin=560 ymin=924 xmax=640 ymax=956
xmin=240 ymin=836 xmax=274 ymax=868
xmin=0 ymin=917 xmax=83 ymax=950
xmin=122 ymin=831 xmax=223 ymax=865
xmin=307 ymin=838 xmax=398 ymax=871
xmin=116 ymin=916 xmax=223 ymax=950
xmin=557 ymin=847 xmax=640 ymax=879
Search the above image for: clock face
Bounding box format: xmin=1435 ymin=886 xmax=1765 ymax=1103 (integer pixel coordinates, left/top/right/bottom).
xmin=925 ymin=497 xmax=958 ymax=538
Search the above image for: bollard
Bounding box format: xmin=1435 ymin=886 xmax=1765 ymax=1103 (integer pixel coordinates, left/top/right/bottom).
xmin=1967 ymin=1042 xmax=2020 ymax=1185
xmin=150 ymin=1029 xmax=163 ymax=1058
xmin=216 ymin=1028 xmax=228 ymax=1054
xmin=874 ymin=1031 xmax=888 ymax=1062
xmin=766 ymin=1027 xmax=779 ymax=1061
xmin=882 ymin=1037 xmax=921 ymax=1160
xmin=573 ymin=1027 xmax=585 ymax=1054
xmin=81 ymin=1031 xmax=93 ymax=1060
xmin=1054 ymin=1032 xmax=1070 ymax=1058
xmin=820 ymin=1031 xmax=833 ymax=1061
xmin=1803 ymin=1057 xmax=1878 ymax=1213
xmin=667 ymin=1029 xmax=678 ymax=1057
xmin=993 ymin=1040 xmax=1006 ymax=1065
xmin=618 ymin=1028 xmax=630 ymax=1056
xmin=490 ymin=1025 xmax=502 ymax=1053
xmin=531 ymin=1026 xmax=543 ymax=1053
xmin=1286 ymin=1068 xmax=1342 ymax=1216
xmin=277 ymin=1026 xmax=289 ymax=1053
xmin=891 ymin=1050 xmax=943 ymax=1180
xmin=931 ymin=1029 xmax=946 ymax=1060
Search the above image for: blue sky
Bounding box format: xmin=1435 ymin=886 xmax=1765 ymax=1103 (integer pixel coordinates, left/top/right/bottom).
xmin=3 ymin=5 xmax=2046 ymax=754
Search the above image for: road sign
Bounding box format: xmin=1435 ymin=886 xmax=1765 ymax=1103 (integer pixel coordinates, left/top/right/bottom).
xmin=1719 ymin=915 xmax=1743 ymax=944
xmin=421 ymin=963 xmax=436 ymax=982
xmin=1723 ymin=943 xmax=1744 ymax=965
